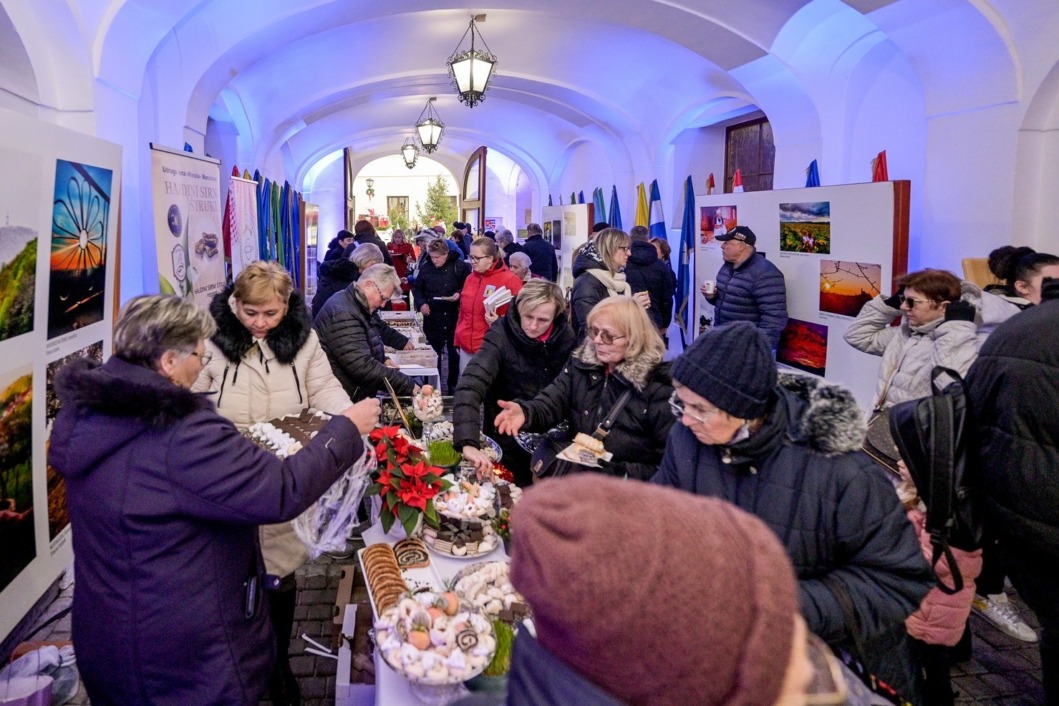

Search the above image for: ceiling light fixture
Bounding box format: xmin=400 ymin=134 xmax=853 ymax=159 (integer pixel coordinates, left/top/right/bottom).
xmin=415 ymin=97 xmax=445 ymax=153
xmin=401 ymin=137 xmax=419 ymax=169
xmin=446 ymin=15 xmax=497 ymax=108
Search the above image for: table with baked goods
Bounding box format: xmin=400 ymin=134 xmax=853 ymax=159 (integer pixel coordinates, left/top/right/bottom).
xmin=359 ymin=522 xmax=510 ymax=706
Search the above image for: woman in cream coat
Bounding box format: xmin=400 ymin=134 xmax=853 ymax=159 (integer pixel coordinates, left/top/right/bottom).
xmin=194 ymin=261 xmax=351 ymax=706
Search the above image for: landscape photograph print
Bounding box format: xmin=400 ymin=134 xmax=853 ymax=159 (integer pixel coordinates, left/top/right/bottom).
xmin=48 ymin=158 xmax=113 ymax=339
xmin=820 ymin=260 xmax=882 ymax=317
xmin=777 ymin=318 xmax=828 ymax=377
xmin=779 ymin=201 xmax=831 ymax=254
xmin=0 ymin=147 xmax=41 ymax=344
xmin=45 ymin=341 xmax=104 ymax=540
xmin=0 ymin=367 xmax=36 ymax=593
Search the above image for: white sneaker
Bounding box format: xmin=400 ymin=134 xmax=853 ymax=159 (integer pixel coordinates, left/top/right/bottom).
xmin=972 ymin=592 xmax=1039 ymax=642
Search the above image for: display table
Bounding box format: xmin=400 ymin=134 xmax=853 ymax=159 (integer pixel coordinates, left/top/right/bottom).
xmin=355 ymin=523 xmax=510 ymax=706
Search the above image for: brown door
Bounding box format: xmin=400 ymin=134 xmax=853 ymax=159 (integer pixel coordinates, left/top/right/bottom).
xmin=461 ymin=146 xmax=487 ymax=234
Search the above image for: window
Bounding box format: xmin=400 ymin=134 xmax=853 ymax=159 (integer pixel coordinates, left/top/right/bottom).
xmin=725 ymin=117 xmax=774 ymax=192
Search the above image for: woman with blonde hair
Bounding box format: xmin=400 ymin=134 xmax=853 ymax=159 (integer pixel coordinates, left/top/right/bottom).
xmin=495 ymin=296 xmax=673 ymax=480
xmin=454 ymin=280 xmax=577 ymax=485
xmin=569 ymin=227 xmax=650 ymax=337
xmin=194 ymin=260 xmax=355 ymax=706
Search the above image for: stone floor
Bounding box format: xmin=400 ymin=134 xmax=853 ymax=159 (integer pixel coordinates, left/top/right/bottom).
xmin=22 ymin=550 xmax=1048 ymax=706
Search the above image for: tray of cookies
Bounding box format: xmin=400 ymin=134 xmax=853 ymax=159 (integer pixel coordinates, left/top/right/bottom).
xmin=358 ymin=540 xmax=443 ymax=619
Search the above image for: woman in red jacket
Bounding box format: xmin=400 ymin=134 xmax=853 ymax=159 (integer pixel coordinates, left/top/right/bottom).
xmin=454 ymin=237 xmax=523 ymax=372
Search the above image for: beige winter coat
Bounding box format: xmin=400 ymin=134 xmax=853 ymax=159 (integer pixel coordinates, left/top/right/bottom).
xmin=193 ymin=291 xmax=352 ymax=577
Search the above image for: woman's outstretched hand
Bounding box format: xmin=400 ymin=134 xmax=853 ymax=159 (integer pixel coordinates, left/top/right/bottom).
xmin=494 ymin=400 xmax=526 ymax=436
xmin=342 ymin=398 xmax=381 ymax=435
xmin=462 ymin=445 xmax=493 ymax=477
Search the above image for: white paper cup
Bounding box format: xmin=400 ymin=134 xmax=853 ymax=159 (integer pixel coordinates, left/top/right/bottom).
xmin=703 ymin=280 xmax=716 ymax=295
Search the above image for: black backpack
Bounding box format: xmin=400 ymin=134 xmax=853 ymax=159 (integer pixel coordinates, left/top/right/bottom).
xmin=888 ymin=366 xmax=982 ymax=595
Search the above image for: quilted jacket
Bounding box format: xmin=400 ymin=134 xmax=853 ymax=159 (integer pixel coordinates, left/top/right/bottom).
xmin=711 ymin=251 xmax=788 ymax=349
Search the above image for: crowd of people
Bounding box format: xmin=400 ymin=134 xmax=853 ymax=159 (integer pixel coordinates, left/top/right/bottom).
xmin=45 ymin=218 xmax=1059 ymax=706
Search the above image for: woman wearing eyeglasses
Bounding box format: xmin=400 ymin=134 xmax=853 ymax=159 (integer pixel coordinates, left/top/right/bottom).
xmin=494 ymin=296 xmax=673 ymax=481
xmin=50 ymin=294 xmax=380 ymax=706
xmin=843 ymin=268 xmax=1016 ymax=408
xmin=453 ymin=237 xmax=524 ymax=372
xmin=193 ymin=260 xmax=357 ymax=706
xmin=569 ymin=228 xmax=650 ymax=338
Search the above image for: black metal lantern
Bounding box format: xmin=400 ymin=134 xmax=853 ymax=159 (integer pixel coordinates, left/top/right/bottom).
xmin=415 ymin=97 xmax=445 ymax=153
xmin=401 ymin=137 xmax=419 ymax=169
xmin=447 ymin=15 xmax=497 ymax=108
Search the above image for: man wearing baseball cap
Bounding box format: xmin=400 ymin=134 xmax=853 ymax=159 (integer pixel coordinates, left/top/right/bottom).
xmin=702 ymin=225 xmax=788 ymax=349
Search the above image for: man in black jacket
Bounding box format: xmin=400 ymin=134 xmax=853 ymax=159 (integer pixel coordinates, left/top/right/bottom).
xmin=314 ymin=264 xmax=415 ymax=400
xmin=496 ymin=229 xmax=523 ymax=265
xmin=522 ymin=222 xmax=558 ymax=282
xmin=966 ymin=279 xmax=1059 ymax=704
xmin=653 ymin=322 xmax=933 ymax=703
xmin=625 ymin=225 xmax=676 ymax=339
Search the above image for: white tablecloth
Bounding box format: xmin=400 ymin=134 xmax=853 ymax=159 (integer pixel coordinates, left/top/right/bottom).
xmin=361 ymin=522 xmax=509 ymax=705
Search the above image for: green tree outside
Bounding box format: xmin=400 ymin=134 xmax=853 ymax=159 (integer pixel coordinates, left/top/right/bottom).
xmin=415 ymin=175 xmax=458 ymax=230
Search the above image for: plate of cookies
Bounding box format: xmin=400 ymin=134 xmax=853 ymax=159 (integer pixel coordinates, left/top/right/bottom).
xmin=358 ymin=540 xmax=443 ymax=618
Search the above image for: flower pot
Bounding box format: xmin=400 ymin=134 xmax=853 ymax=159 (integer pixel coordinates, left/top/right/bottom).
xmin=386 ymin=512 xmax=423 ymax=540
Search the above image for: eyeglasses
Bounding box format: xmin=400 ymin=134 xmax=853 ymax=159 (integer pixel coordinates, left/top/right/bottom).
xmin=586 ymin=326 xmax=626 ymax=345
xmin=188 ymin=350 xmax=212 ymax=366
xmin=367 ymin=280 xmax=395 ymax=302
xmin=803 ymin=632 xmax=849 ymax=705
xmin=469 ymin=254 xmax=493 ymax=263
xmin=617 ymin=245 xmax=632 ymax=252
xmin=901 ymin=296 xmax=936 ymax=308
xmin=668 ymin=391 xmax=722 ymax=424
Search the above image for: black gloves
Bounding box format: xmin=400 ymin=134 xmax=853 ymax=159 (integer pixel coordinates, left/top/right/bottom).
xmin=883 ymin=287 xmax=905 ymax=309
xmin=945 ymin=299 xmax=976 ymax=322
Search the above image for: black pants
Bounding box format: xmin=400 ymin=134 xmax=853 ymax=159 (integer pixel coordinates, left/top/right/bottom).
xmin=976 ymin=528 xmax=1007 ymax=595
xmin=426 ymin=330 xmax=459 ymax=394
xmin=911 ymin=639 xmax=955 ymax=706
xmin=1005 ymin=546 xmax=1059 ymax=705
xmin=268 ymin=584 xmax=297 ymax=668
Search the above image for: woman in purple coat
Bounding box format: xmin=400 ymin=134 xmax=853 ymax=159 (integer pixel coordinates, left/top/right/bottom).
xmin=48 ymin=295 xmax=379 ymax=706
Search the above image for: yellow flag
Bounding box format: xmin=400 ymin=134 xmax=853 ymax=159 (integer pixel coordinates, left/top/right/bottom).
xmin=635 ymin=182 xmax=649 ymax=228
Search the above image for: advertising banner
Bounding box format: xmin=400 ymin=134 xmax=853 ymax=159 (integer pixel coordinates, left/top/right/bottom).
xmin=150 ymin=145 xmax=226 ymax=307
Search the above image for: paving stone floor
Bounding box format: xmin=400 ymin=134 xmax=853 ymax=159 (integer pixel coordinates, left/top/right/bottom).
xmin=26 ymin=549 xmax=1048 ymax=705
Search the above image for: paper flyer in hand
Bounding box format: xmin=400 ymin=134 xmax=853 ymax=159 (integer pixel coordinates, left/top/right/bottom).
xmin=483 ymin=286 xmax=513 ymax=310
xmin=557 ymin=433 xmax=613 ymax=468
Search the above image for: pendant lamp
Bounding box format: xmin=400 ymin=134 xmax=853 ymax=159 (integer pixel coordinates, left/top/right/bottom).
xmin=446 ymin=15 xmax=497 ymax=108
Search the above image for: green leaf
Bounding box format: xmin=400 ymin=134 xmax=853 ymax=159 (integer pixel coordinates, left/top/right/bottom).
xmin=379 ymin=510 xmax=394 ymax=534
xmin=425 ymin=502 xmax=439 ymax=525
xmin=364 ymin=484 xmax=380 ymax=497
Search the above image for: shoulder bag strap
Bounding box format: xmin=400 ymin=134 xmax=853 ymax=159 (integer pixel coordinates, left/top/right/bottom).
xmin=927 ymin=367 xmax=963 ymax=595
xmin=593 ymin=389 xmax=633 ymax=440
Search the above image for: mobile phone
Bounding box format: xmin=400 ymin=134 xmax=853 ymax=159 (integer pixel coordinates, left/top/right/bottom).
xmin=244 ymin=576 xmax=258 ymax=618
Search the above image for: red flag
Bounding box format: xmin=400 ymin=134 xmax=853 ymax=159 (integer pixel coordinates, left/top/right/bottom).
xmin=732 ymin=169 xmax=744 ymax=193
xmin=706 ymin=173 xmax=715 ymax=195
xmin=872 ymin=150 xmax=889 ymax=182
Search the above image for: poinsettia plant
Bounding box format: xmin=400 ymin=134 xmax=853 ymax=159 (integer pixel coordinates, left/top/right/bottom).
xmin=365 ymin=426 xmax=451 ymax=536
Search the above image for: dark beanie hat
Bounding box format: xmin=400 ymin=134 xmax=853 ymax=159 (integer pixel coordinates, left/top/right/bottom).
xmin=511 ymin=475 xmax=798 ymax=706
xmin=337 ymin=229 xmax=354 ymax=241
xmin=671 ymin=321 xmax=776 ymax=419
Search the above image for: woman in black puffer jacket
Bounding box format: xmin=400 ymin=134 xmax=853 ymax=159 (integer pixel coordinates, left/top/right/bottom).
xmin=453 ymin=280 xmax=577 ymax=486
xmin=411 ymin=238 xmax=469 ymax=393
xmin=494 ymin=296 xmax=673 ymax=481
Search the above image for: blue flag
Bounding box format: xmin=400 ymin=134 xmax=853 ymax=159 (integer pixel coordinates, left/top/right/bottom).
xmin=806 ymin=159 xmax=821 ymax=187
xmin=593 ymin=187 xmax=606 ymax=223
xmin=608 ymin=185 xmax=623 ymax=230
xmin=676 ymin=176 xmax=695 ymax=346
xmin=649 ymin=179 xmax=667 ymax=241
xmin=578 ymin=190 xmax=585 ymax=204
xmin=548 ymin=194 xmax=553 ymax=207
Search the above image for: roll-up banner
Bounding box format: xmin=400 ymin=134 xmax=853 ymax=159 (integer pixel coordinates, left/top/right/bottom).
xmin=150 ymin=144 xmax=226 ymax=307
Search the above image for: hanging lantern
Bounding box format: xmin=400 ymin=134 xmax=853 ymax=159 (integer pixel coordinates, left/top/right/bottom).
xmin=401 ymin=137 xmax=419 ymax=169
xmin=446 ymin=15 xmax=497 ymax=108
xmin=415 ymin=97 xmax=445 ymax=153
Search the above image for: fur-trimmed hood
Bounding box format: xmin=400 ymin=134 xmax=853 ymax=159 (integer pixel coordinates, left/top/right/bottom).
xmin=774 ymin=372 xmax=867 ymax=455
xmin=572 ymin=336 xmax=665 ymax=392
xmin=209 ymin=285 xmax=311 ymax=365
xmin=51 ymin=356 xmax=214 ymax=478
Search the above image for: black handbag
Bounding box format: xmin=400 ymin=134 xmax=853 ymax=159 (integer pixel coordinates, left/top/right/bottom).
xmin=530 ymin=390 xmax=632 ymax=480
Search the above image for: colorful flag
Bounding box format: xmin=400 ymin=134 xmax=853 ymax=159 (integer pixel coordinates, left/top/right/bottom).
xmin=706 ymin=173 xmax=715 ymax=195
xmin=806 ymin=160 xmax=820 ymax=187
xmin=548 ymin=194 xmax=553 ymax=207
xmin=732 ymin=169 xmax=744 ymax=193
xmin=649 ymin=180 xmax=667 ymax=242
xmin=578 ymin=190 xmax=585 ymax=204
xmin=635 ymin=182 xmax=649 ymax=228
xmin=608 ymin=185 xmax=623 ymax=230
xmin=676 ymin=176 xmax=695 ymax=346
xmin=872 ymin=150 xmax=889 ymax=182
xmin=570 ymin=192 xmax=576 ymax=206
xmin=593 ymin=187 xmax=606 ymax=223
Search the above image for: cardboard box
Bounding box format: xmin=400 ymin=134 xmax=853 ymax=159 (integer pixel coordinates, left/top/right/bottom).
xmin=333 ymin=564 xmax=356 ymax=627
xmin=335 ymin=606 xmax=375 ymax=706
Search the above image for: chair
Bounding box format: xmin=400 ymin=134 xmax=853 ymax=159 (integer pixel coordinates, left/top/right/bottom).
xmin=961 ymin=258 xmax=1002 ymax=288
